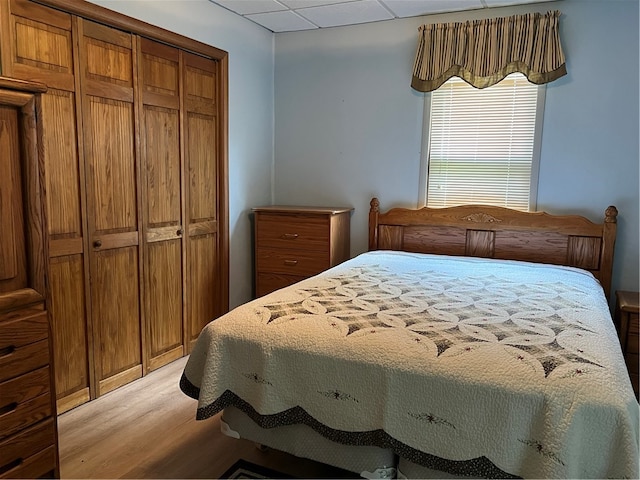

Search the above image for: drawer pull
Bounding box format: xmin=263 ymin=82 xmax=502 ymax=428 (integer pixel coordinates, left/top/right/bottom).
xmin=283 ymin=259 xmax=298 ymax=266
xmin=0 ymin=402 xmax=18 ymax=416
xmin=281 ymin=233 xmax=299 ymax=240
xmin=0 ymin=345 xmax=16 ymax=358
xmin=0 ymin=458 xmax=23 ymax=476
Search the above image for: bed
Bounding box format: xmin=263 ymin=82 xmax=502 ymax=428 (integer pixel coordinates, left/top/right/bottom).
xmin=180 ymin=198 xmax=639 ymax=479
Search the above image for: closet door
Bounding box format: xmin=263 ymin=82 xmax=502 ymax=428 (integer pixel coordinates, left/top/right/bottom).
xmin=184 ymin=52 xmax=222 ymax=350
xmin=138 ymin=38 xmax=184 ymax=372
xmin=78 ymin=19 xmax=143 ymax=396
xmin=0 ymin=0 xmax=91 ymax=413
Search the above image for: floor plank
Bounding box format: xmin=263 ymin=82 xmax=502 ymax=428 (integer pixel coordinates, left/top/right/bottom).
xmin=57 ymin=357 xmax=354 ymax=479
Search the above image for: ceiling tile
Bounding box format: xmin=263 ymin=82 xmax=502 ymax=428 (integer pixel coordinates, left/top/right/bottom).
xmin=213 ymin=0 xmax=287 ymax=15
xmin=298 ymin=0 xmax=394 ymax=28
xmin=246 ymin=10 xmax=319 ymax=31
xmin=279 ymin=0 xmax=349 ymax=8
xmin=484 ymin=0 xmax=550 ymax=6
xmin=380 ymin=0 xmax=484 ymax=18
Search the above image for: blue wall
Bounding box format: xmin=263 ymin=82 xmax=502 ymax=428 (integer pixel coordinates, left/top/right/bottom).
xmin=274 ymin=0 xmax=639 ymax=301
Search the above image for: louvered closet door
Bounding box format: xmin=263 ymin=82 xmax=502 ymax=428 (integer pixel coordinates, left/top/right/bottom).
xmin=0 ymin=0 xmax=92 ymax=413
xmin=138 ymin=38 xmax=184 ymax=372
xmin=184 ymin=52 xmax=221 ymax=350
xmin=78 ymin=19 xmax=143 ymax=396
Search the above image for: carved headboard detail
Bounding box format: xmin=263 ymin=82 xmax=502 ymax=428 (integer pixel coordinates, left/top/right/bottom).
xmin=368 ymin=198 xmax=618 ymax=301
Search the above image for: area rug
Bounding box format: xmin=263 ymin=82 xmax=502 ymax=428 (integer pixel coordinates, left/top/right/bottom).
xmin=220 ymin=459 xmax=293 ymax=479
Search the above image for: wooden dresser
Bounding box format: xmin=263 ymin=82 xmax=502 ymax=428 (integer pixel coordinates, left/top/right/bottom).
xmin=253 ymin=206 xmax=353 ymax=297
xmin=615 ymin=290 xmax=639 ymax=398
xmin=0 ymin=78 xmax=59 ymax=478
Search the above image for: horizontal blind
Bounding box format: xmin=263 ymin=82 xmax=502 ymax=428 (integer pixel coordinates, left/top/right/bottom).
xmin=426 ymin=73 xmax=539 ymax=211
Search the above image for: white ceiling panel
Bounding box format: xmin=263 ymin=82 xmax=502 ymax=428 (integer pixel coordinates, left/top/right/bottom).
xmin=484 ymin=0 xmax=547 ymax=6
xmin=279 ymin=0 xmax=348 ymax=8
xmin=246 ymin=10 xmax=320 ymax=31
xmin=213 ymin=0 xmax=287 ymax=15
xmin=297 ymin=0 xmax=394 ymax=28
xmin=381 ymin=0 xmax=484 ymax=17
xmin=208 ymin=0 xmax=559 ymax=32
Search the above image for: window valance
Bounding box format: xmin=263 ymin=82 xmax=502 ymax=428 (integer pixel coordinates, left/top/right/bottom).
xmin=411 ymin=10 xmax=566 ymax=92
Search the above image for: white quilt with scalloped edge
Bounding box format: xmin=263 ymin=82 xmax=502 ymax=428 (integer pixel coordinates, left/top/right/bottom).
xmin=182 ymin=250 xmax=639 ymax=479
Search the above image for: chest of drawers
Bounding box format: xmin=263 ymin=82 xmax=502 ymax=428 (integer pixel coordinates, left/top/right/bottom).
xmin=253 ymin=206 xmax=353 ymax=298
xmin=0 ymin=78 xmax=58 ymax=478
xmin=0 ymin=307 xmax=58 ymax=479
xmin=615 ymin=290 xmax=639 ymax=398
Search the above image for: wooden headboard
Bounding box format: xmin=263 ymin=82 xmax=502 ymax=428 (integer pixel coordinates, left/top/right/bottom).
xmin=368 ymin=198 xmax=618 ymax=301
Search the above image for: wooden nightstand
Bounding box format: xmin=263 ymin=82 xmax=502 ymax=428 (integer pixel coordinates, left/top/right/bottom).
xmin=615 ymin=291 xmax=639 ymax=398
xmin=253 ymin=206 xmax=353 ymax=298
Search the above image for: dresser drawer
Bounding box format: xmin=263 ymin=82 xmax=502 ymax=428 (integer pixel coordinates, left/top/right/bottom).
xmin=0 ymin=418 xmax=56 ymax=479
xmin=256 ymin=247 xmax=328 ymax=277
xmin=0 ymin=367 xmax=51 ymax=440
xmin=256 ymin=214 xmax=329 ymax=252
xmin=0 ymin=310 xmax=49 ymax=382
xmin=256 ymin=272 xmax=306 ymax=298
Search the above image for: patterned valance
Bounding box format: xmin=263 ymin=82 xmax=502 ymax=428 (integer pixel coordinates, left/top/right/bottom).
xmin=411 ymin=10 xmax=566 ymax=92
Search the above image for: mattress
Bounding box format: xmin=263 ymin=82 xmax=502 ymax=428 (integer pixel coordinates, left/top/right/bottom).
xmin=181 ymin=250 xmax=639 ymax=479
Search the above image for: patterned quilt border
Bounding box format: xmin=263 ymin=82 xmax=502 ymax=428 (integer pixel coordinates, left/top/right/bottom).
xmin=179 ymin=373 xmax=519 ymax=479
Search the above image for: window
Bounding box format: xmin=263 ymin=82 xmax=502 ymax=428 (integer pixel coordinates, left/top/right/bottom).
xmin=420 ymin=73 xmax=545 ymax=211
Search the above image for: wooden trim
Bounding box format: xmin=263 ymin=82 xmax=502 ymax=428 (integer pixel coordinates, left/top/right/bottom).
xmin=218 ymin=50 xmax=229 ymax=314
xmin=56 ymin=387 xmax=89 ymax=414
xmin=0 ymin=77 xmax=47 ymax=93
xmin=368 ymin=198 xmax=618 ymax=302
xmin=179 ymin=49 xmax=189 ymax=355
xmin=132 ymin=34 xmax=147 ymax=377
xmin=97 ymin=364 xmax=142 ymax=396
xmin=71 ymin=14 xmax=96 ymax=402
xmin=0 ymin=288 xmax=44 ymax=311
xmin=31 ymin=0 xmax=227 ymax=60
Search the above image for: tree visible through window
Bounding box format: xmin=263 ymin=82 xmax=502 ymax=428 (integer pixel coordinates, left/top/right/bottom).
xmin=423 ymin=73 xmax=545 ymax=211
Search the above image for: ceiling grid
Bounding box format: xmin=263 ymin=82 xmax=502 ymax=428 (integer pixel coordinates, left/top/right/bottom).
xmin=210 ymin=0 xmax=556 ymax=32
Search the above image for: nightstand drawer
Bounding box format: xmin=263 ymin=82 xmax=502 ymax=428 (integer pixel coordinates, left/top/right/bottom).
xmin=0 ymin=419 xmax=56 ymax=479
xmin=257 ymin=248 xmax=328 ymax=277
xmin=256 ymin=214 xmax=329 ymax=251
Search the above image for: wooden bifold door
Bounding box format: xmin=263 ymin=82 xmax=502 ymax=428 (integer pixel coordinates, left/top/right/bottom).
xmin=0 ymin=0 xmax=229 ymax=413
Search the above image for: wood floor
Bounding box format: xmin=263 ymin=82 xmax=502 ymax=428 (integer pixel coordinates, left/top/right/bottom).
xmin=57 ymin=357 xmax=354 ymax=479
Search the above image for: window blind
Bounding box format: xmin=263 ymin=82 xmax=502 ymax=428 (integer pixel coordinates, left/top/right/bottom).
xmin=426 ymin=73 xmax=540 ymax=211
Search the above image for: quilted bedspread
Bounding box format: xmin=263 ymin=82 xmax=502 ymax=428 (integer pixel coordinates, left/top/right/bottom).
xmin=181 ymin=251 xmax=639 ymax=479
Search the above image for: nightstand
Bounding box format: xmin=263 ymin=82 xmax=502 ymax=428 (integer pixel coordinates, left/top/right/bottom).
xmin=615 ymin=291 xmax=639 ymax=398
xmin=253 ymin=206 xmax=353 ymax=298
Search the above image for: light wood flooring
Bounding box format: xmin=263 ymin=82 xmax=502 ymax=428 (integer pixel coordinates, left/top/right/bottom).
xmin=57 ymin=356 xmax=354 ymax=479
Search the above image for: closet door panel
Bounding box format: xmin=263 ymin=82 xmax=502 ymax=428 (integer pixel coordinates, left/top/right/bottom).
xmin=41 ymin=90 xmax=83 ymax=253
xmin=49 ymin=255 xmax=89 ymax=412
xmin=79 ymin=19 xmax=142 ymax=392
xmin=187 ymin=234 xmax=217 ymax=349
xmin=139 ymin=38 xmax=183 ymax=371
xmin=86 ymin=97 xmax=137 ymax=233
xmin=92 ymin=247 xmax=141 ymax=396
xmin=146 ymin=240 xmax=182 ymax=370
xmin=184 ymin=52 xmax=220 ymax=349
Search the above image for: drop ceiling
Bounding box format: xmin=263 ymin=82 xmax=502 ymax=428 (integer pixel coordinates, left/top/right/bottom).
xmin=209 ymin=0 xmax=556 ymax=32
